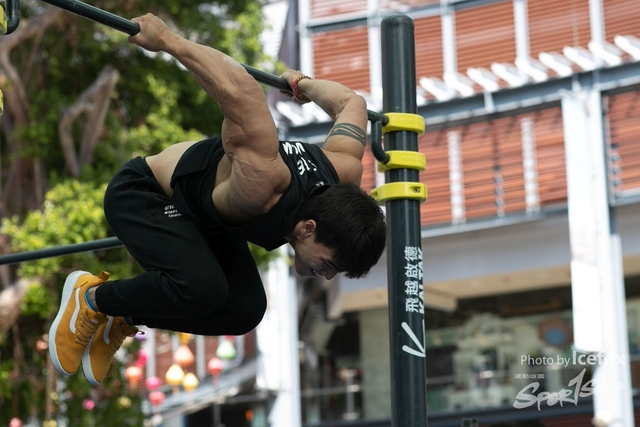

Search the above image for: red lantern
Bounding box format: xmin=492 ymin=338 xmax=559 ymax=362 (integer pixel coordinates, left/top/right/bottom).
xmin=148 ymin=390 xmax=166 ymax=406
xmin=145 ymin=375 xmax=162 ymax=391
xmin=207 ymin=356 xmax=224 ymax=384
xmin=135 ymin=349 xmax=149 ymax=367
xmin=83 ymin=399 xmax=96 ymax=411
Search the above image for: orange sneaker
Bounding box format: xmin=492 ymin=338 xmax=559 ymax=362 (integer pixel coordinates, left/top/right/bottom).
xmin=82 ymin=316 xmax=139 ymax=385
xmin=48 ymin=271 xmax=109 ymax=376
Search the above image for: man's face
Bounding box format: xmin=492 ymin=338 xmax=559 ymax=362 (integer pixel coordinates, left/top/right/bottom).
xmin=293 ymin=235 xmax=340 ymax=280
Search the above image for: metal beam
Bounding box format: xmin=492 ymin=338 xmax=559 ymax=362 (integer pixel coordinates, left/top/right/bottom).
xmin=284 ymin=60 xmax=640 ymax=139
xmin=562 ymin=88 xmax=634 ymax=427
xmin=419 ymin=60 xmax=640 ymax=127
xmin=0 ymin=237 xmax=123 ymax=266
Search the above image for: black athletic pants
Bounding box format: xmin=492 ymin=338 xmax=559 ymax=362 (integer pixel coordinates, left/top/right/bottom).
xmin=95 ymin=157 xmax=267 ymax=336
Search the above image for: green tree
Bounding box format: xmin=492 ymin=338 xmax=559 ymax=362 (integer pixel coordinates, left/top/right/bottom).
xmin=0 ymin=0 xmax=280 ymax=425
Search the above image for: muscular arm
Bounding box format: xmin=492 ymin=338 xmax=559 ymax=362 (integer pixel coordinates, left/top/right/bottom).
xmin=281 ymin=71 xmax=368 ymax=184
xmin=129 ymin=14 xmax=288 ymax=221
xmin=128 ymin=14 xmax=279 ymax=161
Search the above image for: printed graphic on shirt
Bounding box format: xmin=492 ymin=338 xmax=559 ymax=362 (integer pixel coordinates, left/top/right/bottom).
xmin=282 ymin=141 xmax=319 ymax=176
xmin=297 ymin=156 xmax=318 ymax=175
xmin=164 ymin=205 xmax=182 ymax=218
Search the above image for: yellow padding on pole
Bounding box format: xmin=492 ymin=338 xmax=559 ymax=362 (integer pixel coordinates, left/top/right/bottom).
xmin=371 ymin=182 xmax=427 ymax=203
xmin=0 ymin=90 xmax=3 ymax=116
xmin=382 ymin=113 xmax=425 ymax=135
xmin=0 ymin=6 xmax=6 ymax=35
xmin=378 ymin=150 xmax=426 ymax=173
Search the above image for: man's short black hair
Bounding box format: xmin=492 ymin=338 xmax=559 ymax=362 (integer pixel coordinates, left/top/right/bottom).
xmin=301 ymin=183 xmax=386 ymax=278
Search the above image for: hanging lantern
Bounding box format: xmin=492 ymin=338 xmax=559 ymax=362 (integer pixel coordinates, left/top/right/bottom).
xmin=117 ymin=396 xmax=132 ymax=409
xmin=145 ymin=376 xmax=162 ymax=391
xmin=82 ymin=399 xmax=95 ymax=411
xmin=216 ymin=336 xmax=236 ymax=360
xmin=182 ymin=372 xmax=199 ymax=392
xmin=165 ymin=364 xmax=185 ymax=385
xmin=148 ymin=390 xmax=166 ymax=406
xmin=174 ymin=344 xmax=195 ymax=367
xmin=165 ymin=363 xmax=185 ymax=394
xmin=179 ymin=333 xmax=191 ymax=345
xmin=9 ymin=418 xmax=22 ymax=427
xmin=36 ymin=339 xmax=48 ymax=353
xmin=135 ymin=349 xmax=149 ymax=367
xmin=125 ymin=365 xmax=143 ymax=389
xmin=207 ymin=356 xmax=224 ymax=384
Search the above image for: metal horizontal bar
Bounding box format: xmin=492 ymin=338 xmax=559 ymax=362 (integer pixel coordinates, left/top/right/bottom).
xmin=35 ymin=0 xmax=388 ymax=125
xmin=611 ymin=191 xmax=640 ymax=207
xmin=41 ymin=0 xmax=139 ymax=34
xmin=3 ymin=0 xmax=20 ymax=34
xmin=0 ymin=237 xmax=123 ymax=266
xmin=35 ymin=0 xmax=388 ymax=156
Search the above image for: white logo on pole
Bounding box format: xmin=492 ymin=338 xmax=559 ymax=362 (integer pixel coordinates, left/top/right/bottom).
xmin=401 ymin=321 xmax=425 ymax=358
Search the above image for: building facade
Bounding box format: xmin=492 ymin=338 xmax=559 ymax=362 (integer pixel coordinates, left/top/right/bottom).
xmin=273 ymin=0 xmax=640 ymax=426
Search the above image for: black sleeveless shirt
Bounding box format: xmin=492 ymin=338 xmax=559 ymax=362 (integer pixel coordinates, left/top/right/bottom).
xmin=169 ymin=136 xmax=340 ymax=251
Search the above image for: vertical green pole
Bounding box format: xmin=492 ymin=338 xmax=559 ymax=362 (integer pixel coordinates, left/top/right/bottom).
xmin=381 ymin=14 xmax=427 ymax=427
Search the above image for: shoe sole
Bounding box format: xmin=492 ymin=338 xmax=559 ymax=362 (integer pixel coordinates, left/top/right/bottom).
xmin=82 ymin=336 xmax=100 ymax=385
xmin=48 ymin=270 xmax=91 ymax=376
xmin=81 ymin=316 xmax=115 ymax=386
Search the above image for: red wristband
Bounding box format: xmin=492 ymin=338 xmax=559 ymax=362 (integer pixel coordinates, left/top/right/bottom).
xmin=292 ymin=75 xmax=313 ymax=103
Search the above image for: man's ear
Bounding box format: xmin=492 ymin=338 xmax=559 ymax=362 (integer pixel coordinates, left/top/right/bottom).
xmin=303 ymin=219 xmax=317 ymax=238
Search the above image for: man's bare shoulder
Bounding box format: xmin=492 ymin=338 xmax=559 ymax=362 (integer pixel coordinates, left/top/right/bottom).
xmin=322 ymin=149 xmax=364 ymax=185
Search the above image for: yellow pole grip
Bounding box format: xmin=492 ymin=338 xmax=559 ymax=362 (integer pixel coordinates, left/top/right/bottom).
xmin=377 ymin=151 xmax=426 ymax=173
xmin=382 ymin=113 xmax=425 ymax=135
xmin=371 ymin=182 xmax=427 ymax=203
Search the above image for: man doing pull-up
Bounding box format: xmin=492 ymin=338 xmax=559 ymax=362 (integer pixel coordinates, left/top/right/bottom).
xmin=48 ymin=13 xmax=386 ymax=385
